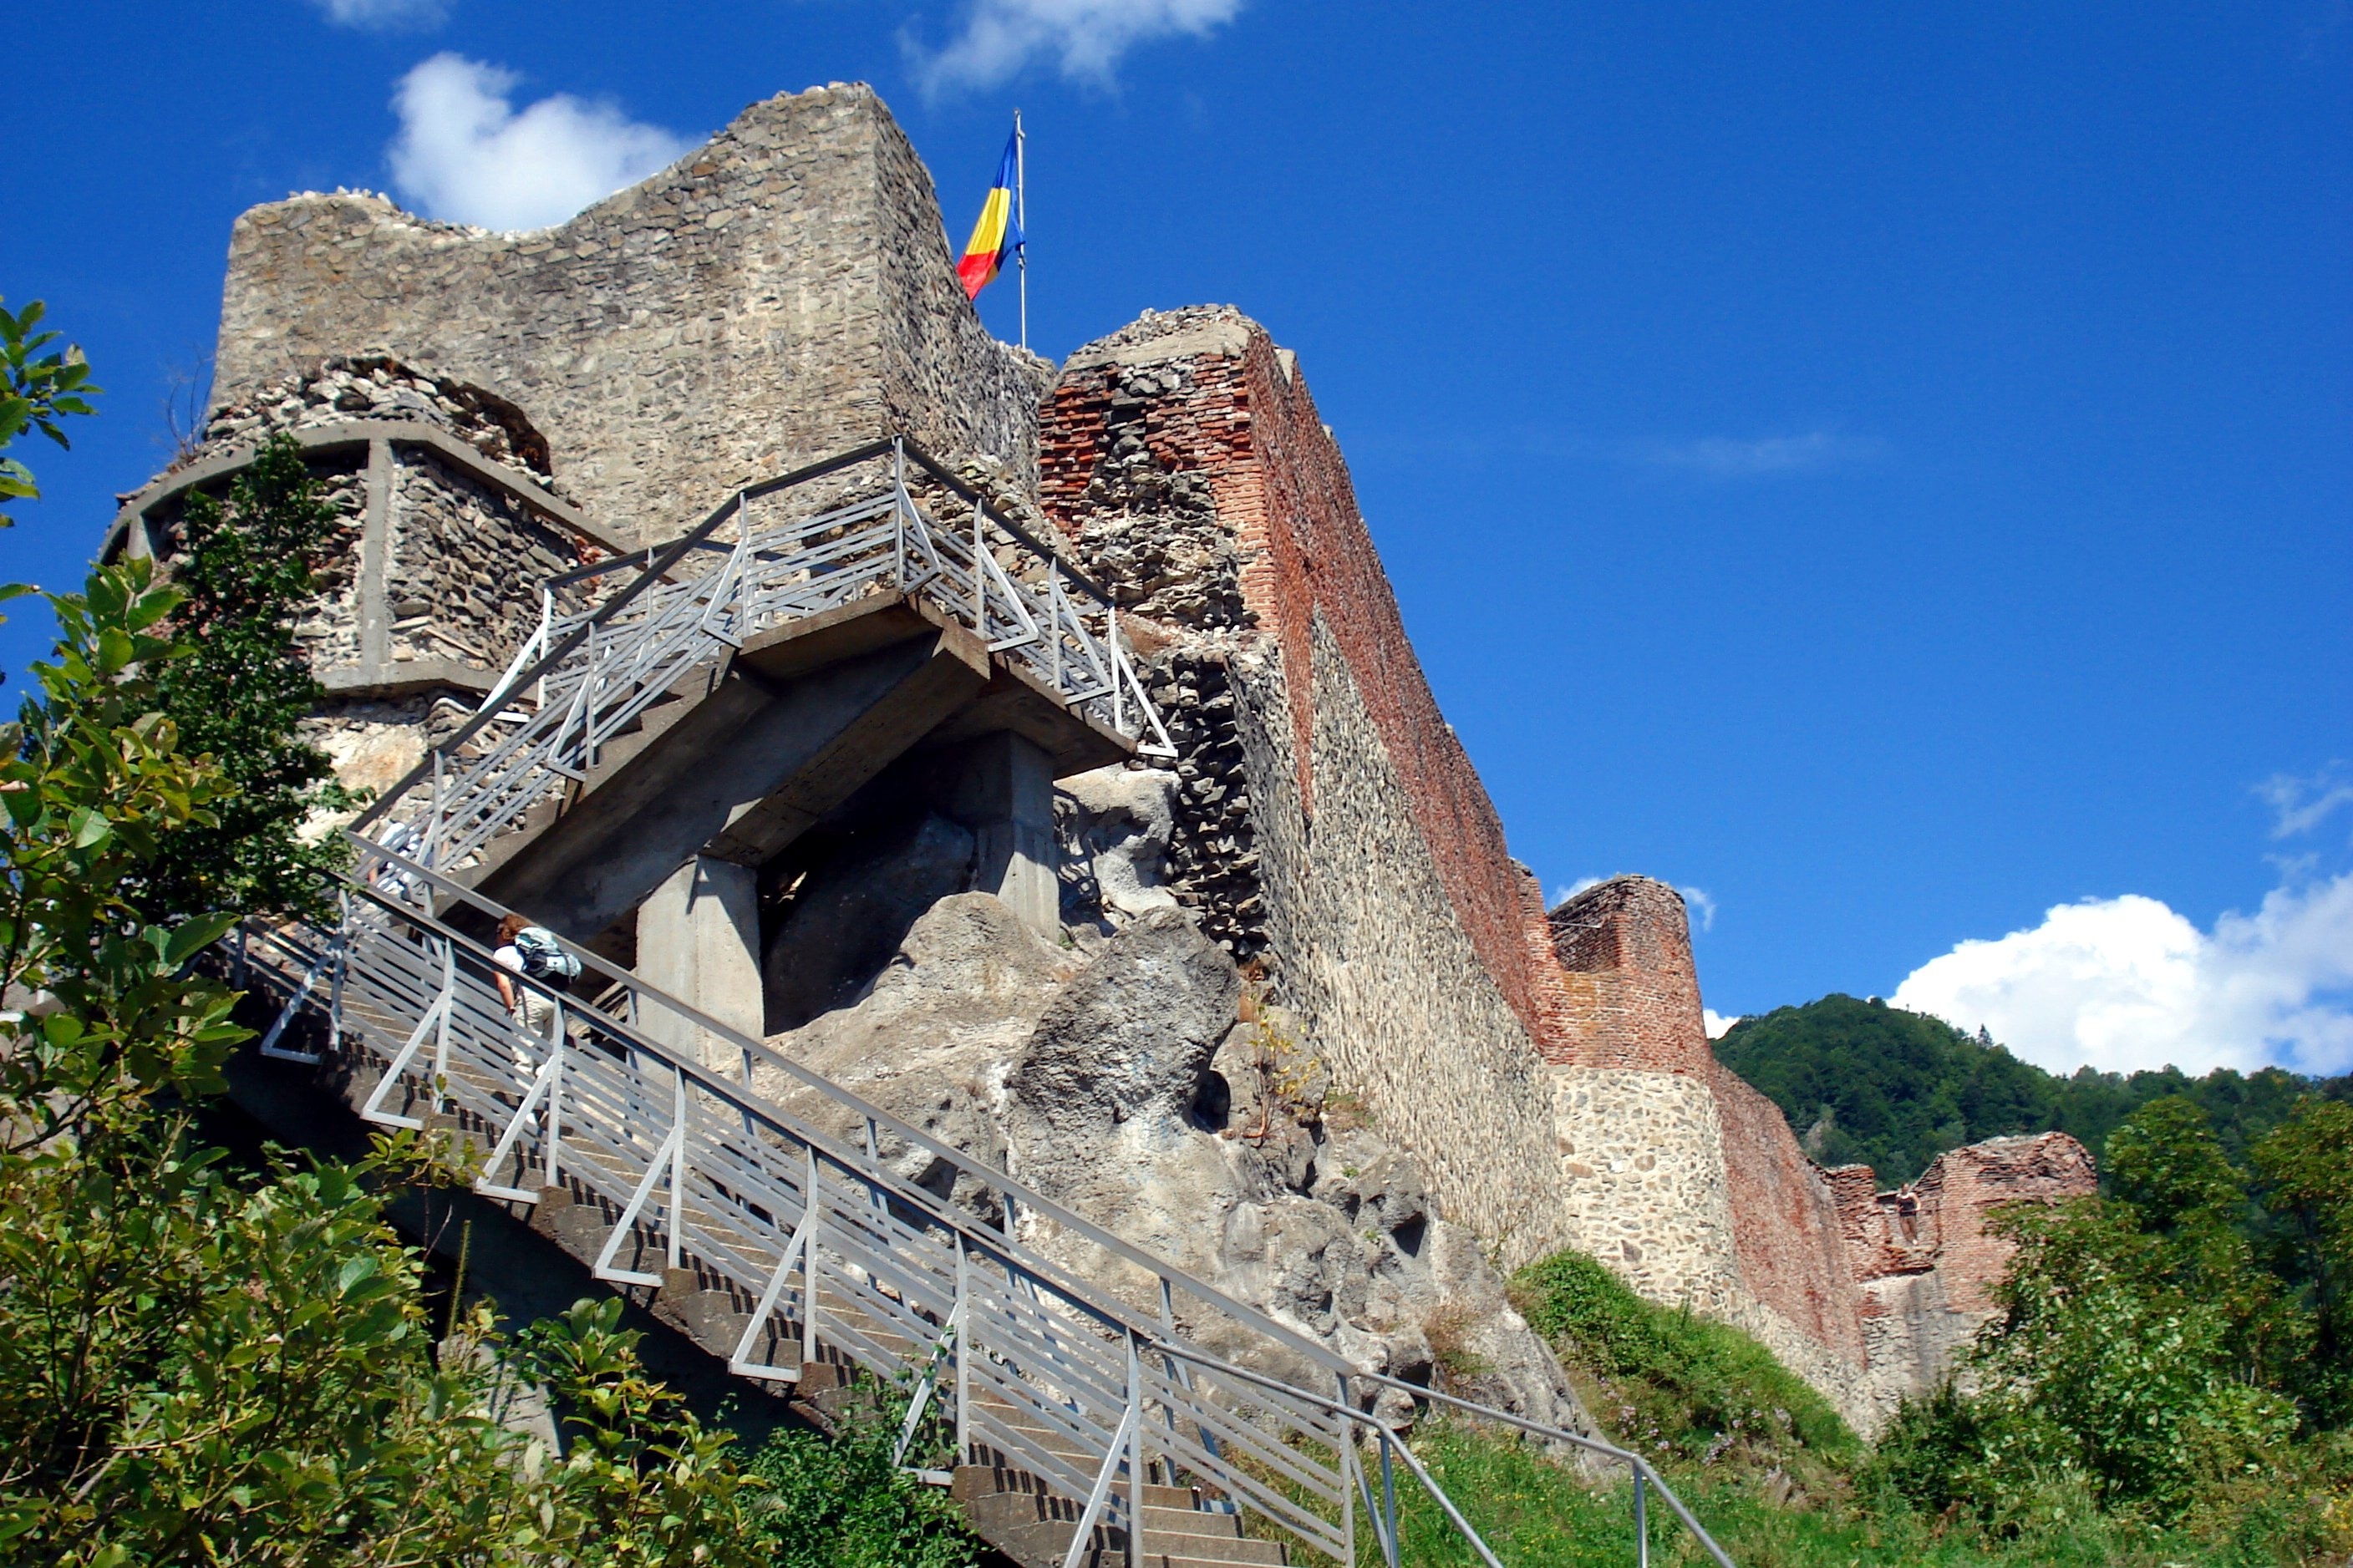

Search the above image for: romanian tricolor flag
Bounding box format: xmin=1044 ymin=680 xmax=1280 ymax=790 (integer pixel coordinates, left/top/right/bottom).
xmin=956 ymin=128 xmax=1023 ymax=301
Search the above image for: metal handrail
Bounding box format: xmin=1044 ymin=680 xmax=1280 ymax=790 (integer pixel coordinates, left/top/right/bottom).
xmin=246 ymin=431 xmax=1738 ymax=1565
xmin=238 ymin=837 xmax=1738 ymax=1566
xmin=350 ymin=434 xmax=1152 ymax=840
xmin=350 ymin=438 xmax=1175 ymax=889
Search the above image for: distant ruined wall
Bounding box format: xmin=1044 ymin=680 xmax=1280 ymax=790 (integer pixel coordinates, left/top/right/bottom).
xmin=214 ymin=83 xmax=1049 ymax=546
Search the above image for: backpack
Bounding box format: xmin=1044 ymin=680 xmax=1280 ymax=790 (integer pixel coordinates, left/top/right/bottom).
xmin=512 ymin=926 xmax=582 ymax=981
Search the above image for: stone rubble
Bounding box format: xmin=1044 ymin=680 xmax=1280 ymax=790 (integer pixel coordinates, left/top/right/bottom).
xmin=201 ymin=354 xmax=559 ymax=484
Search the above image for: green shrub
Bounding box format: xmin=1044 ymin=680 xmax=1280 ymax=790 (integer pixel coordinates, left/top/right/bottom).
xmin=746 ymin=1396 xmax=980 ymax=1568
xmin=1510 ymin=1250 xmax=1859 ymax=1481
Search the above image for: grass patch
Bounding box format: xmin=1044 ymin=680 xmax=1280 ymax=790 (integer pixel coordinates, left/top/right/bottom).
xmin=745 ymin=1389 xmax=983 ymax=1568
xmin=1509 ymin=1251 xmax=1859 ymax=1491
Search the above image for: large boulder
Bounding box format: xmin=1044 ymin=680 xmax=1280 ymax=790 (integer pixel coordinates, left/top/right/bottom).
xmin=762 ymin=813 xmax=976 ymax=1031
xmin=760 ymin=891 xmax=1597 ymax=1442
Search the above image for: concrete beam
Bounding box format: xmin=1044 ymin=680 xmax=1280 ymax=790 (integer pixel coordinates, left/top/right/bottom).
xmin=476 ymin=628 xmax=989 ymax=938
xmin=938 ymin=731 xmax=1060 ymax=935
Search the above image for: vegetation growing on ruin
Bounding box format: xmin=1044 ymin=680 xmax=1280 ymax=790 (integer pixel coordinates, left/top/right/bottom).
xmin=142 ymin=431 xmax=357 ymax=922
xmin=1469 ymin=1096 xmax=2353 ymax=1565
xmin=1509 ymin=1250 xmax=1857 ymax=1489
xmin=1716 ymin=992 xmax=2351 ymax=1185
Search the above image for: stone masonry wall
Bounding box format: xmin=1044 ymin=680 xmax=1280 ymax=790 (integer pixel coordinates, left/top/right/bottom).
xmin=214 ymin=84 xmax=1049 ymax=547
xmin=1544 ymin=875 xmax=1878 ymax=1425
xmin=1238 ymin=617 xmax=1577 ymax=1261
xmin=1042 ymin=308 xmax=1575 ymax=1059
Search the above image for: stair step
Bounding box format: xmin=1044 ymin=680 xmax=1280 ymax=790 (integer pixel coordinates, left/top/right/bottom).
xmin=1135 ymin=1531 xmax=1283 ymax=1565
xmin=1138 ymin=1505 xmax=1239 ymax=1537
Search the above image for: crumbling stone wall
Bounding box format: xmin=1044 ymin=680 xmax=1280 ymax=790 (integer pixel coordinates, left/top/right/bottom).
xmin=1830 ymin=1132 xmax=2095 ymax=1419
xmin=128 ymin=358 xmax=611 ymax=809
xmin=1546 ymin=876 xmax=1877 ymax=1426
xmin=212 ymin=84 xmax=1049 ymax=547
xmin=1043 ymin=310 xmax=1581 ymax=1263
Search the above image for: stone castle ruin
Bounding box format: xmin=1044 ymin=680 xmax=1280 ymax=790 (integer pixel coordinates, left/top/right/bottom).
xmin=118 ymin=79 xmax=2090 ymax=1476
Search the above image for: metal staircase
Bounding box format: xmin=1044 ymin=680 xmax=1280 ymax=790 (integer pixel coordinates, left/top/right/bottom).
xmin=241 ymin=439 xmax=1736 ymax=1568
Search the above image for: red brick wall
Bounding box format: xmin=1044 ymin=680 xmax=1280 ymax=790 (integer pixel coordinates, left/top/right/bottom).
xmin=1546 ymin=876 xmax=1713 ymax=1073
xmin=1039 ymin=314 xmax=1575 ymax=1060
xmin=1710 ymin=1066 xmax=1868 ymax=1362
xmin=1898 ymin=1132 xmax=2096 ymax=1316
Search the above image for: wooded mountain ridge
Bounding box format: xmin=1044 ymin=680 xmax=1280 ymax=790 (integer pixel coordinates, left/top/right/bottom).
xmin=1714 ymin=993 xmax=2353 ymax=1185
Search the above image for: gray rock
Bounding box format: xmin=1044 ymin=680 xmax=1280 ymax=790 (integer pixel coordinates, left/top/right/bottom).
xmin=759 ymin=892 xmax=1077 ymax=1217
xmin=1004 ymin=906 xmax=1237 ymax=1190
xmin=763 ymin=812 xmax=977 ymax=1031
xmin=1058 ymin=764 xmax=1180 ymax=923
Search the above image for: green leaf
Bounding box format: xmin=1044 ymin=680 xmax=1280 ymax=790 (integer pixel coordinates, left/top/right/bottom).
xmin=165 ymin=911 xmax=241 ymax=966
xmin=69 ymin=804 xmax=112 ymax=848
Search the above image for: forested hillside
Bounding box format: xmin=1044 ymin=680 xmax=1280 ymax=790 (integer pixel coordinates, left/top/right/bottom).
xmin=1715 ymin=993 xmax=2352 ymax=1185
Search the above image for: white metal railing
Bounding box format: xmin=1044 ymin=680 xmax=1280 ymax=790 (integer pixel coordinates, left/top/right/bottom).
xmin=350 ymin=438 xmax=1175 ymax=882
xmin=236 ymin=839 xmax=1738 ymax=1568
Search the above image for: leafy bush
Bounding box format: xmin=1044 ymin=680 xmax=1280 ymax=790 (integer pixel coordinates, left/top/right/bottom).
xmin=746 ymin=1398 xmax=980 ymax=1568
xmin=1875 ymin=1097 xmax=2338 ymax=1540
xmin=1510 ymin=1250 xmax=1858 ymax=1481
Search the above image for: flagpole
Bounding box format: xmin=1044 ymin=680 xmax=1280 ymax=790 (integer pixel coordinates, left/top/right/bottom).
xmin=1014 ymin=108 xmax=1028 ymax=353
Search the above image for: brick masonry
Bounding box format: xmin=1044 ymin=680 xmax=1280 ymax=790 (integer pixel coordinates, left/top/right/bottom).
xmin=1036 ymin=307 xmax=2096 ymax=1433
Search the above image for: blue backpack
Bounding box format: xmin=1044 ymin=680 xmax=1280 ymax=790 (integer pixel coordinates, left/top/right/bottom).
xmin=513 ymin=926 xmax=582 ymax=981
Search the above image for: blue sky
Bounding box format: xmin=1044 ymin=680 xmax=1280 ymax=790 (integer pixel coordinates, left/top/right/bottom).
xmin=6 ymin=1 xmax=2349 ymax=1076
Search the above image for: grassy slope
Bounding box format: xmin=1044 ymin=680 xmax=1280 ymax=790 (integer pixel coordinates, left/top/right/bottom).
xmin=1301 ymin=1248 xmax=2315 ymax=1566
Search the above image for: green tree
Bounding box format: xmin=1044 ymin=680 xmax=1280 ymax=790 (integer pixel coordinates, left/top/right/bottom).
xmin=1877 ymin=1099 xmax=2300 ymax=1526
xmin=0 ymin=296 xmax=101 ymax=527
xmin=143 ymin=432 xmax=353 ymax=921
xmin=1 ymin=565 xmax=767 ymax=1565
xmin=2254 ymin=1098 xmax=2353 ymax=1424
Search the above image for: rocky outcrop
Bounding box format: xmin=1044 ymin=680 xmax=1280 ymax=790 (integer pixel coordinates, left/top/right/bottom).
xmin=760 ymin=893 xmax=1595 ymax=1439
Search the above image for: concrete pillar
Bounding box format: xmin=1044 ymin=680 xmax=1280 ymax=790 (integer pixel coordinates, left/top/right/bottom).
xmin=635 ymin=857 xmax=763 ymax=1072
xmin=943 ymin=732 xmax=1060 ymax=935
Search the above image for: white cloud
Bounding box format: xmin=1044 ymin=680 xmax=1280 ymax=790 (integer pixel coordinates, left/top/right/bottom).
xmin=1705 ymin=1009 xmax=1741 ymax=1040
xmin=1634 ymin=429 xmax=1886 ymax=478
xmin=2258 ymin=763 xmax=2353 ymax=841
xmin=387 ymin=54 xmax=693 ymax=232
xmin=1551 ymin=877 xmax=1603 ymax=909
xmin=1891 ymin=875 xmax=2353 ymax=1078
xmin=1678 ymin=885 xmax=1718 ymax=932
xmin=311 ymin=0 xmax=449 ymax=29
xmin=907 ymin=0 xmax=1243 ymax=95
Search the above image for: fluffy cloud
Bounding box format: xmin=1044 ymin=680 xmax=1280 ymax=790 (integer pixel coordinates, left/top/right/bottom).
xmin=1704 ymin=1009 xmax=1741 ymax=1040
xmin=310 ymin=0 xmax=449 ymax=30
xmin=908 ymin=0 xmax=1243 ymax=95
xmin=388 ymin=54 xmax=692 ymax=232
xmin=1891 ymin=875 xmax=2353 ymax=1078
xmin=1633 ymin=429 xmax=1887 ymax=478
